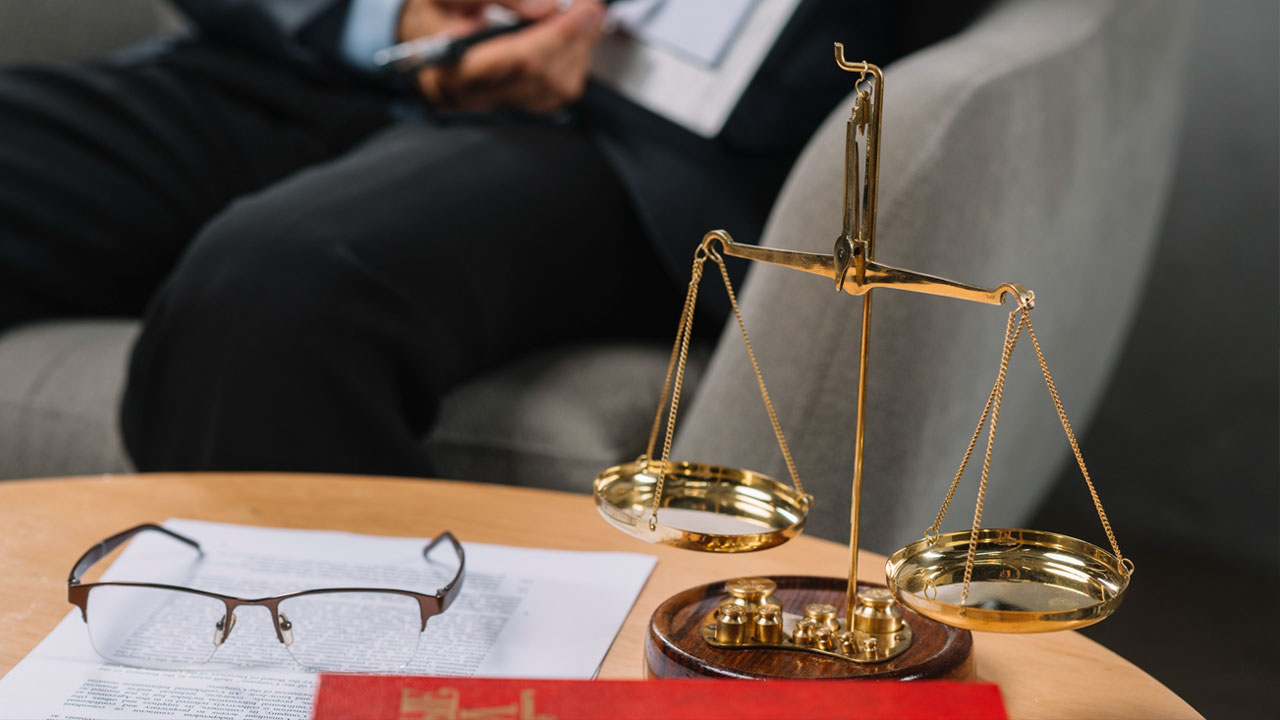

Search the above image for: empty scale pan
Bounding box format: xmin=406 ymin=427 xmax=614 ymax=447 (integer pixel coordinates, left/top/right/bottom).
xmin=594 ymin=460 xmax=809 ymax=553
xmin=886 ymin=528 xmax=1131 ymax=633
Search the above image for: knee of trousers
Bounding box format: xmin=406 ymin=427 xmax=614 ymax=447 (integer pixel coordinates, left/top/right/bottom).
xmin=126 ymin=196 xmax=401 ymax=402
xmin=120 ymin=195 xmax=460 ymax=473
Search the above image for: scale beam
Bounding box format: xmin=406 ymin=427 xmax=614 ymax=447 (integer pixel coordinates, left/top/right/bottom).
xmin=709 ymin=231 xmax=1034 ymax=309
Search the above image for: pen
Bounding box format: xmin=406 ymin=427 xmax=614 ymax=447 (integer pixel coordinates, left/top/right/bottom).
xmin=374 ymin=0 xmax=624 ymax=73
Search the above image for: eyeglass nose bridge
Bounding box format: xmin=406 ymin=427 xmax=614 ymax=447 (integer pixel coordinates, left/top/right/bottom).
xmin=213 ymin=598 xmax=294 ymax=647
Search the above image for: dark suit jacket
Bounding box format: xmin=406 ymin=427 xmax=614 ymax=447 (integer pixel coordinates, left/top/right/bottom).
xmin=170 ymin=0 xmax=988 ymax=282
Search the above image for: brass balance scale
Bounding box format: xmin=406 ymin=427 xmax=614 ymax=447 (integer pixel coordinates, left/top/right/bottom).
xmin=593 ymin=45 xmax=1133 ymax=680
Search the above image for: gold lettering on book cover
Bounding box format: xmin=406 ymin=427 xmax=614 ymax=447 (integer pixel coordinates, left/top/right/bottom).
xmin=400 ymin=687 xmax=555 ymax=720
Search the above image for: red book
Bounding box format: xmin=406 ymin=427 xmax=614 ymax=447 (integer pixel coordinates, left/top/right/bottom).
xmin=313 ymin=676 xmax=1007 ymax=720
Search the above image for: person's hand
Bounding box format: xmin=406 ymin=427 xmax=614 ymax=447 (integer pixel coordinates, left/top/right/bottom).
xmin=397 ymin=0 xmax=606 ymax=114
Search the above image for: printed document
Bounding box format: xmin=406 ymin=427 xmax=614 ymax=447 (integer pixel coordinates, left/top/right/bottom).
xmin=0 ymin=519 xmax=656 ymax=720
xmin=595 ymin=0 xmax=803 ymax=137
xmin=608 ymin=0 xmax=758 ymax=68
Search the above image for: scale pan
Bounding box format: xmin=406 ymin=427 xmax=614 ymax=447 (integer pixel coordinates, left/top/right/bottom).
xmin=885 ymin=528 xmax=1130 ymax=633
xmin=593 ymin=460 xmax=808 ymax=553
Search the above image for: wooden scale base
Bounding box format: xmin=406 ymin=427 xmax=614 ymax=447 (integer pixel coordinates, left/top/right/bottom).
xmin=644 ymin=576 xmax=973 ymax=680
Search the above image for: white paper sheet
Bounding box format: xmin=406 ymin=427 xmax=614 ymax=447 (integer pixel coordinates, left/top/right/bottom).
xmin=610 ymin=0 xmax=758 ymax=68
xmin=0 ymin=519 xmax=656 ymax=720
xmin=594 ymin=0 xmax=802 ymax=137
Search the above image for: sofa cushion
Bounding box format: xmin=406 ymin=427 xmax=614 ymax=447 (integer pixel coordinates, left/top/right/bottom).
xmin=426 ymin=341 xmax=705 ymax=493
xmin=0 ymin=319 xmax=701 ymax=487
xmin=0 ymin=321 xmax=137 ymax=479
xmin=0 ymin=0 xmax=172 ymax=65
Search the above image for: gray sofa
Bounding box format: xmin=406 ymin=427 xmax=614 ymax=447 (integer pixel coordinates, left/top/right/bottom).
xmin=0 ymin=0 xmax=1191 ymax=553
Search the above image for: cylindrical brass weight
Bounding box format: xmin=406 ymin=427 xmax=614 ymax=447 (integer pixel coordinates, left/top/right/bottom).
xmin=725 ymin=577 xmax=778 ymax=615
xmin=852 ymin=587 xmax=904 ymax=634
xmin=804 ymin=602 xmax=842 ymax=633
xmin=754 ymin=603 xmax=783 ymax=644
xmin=837 ymin=630 xmax=857 ymax=655
xmin=791 ymin=618 xmax=819 ymax=647
xmin=714 ymin=602 xmax=749 ymax=644
xmin=815 ymin=627 xmax=835 ymax=650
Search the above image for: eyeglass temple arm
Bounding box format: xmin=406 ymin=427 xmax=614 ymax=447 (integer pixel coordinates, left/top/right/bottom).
xmin=68 ymin=523 xmax=202 ymax=584
xmin=423 ymin=531 xmax=466 ymax=614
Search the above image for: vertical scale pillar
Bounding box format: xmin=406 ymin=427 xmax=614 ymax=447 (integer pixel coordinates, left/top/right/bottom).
xmin=832 ymin=45 xmax=885 ymax=624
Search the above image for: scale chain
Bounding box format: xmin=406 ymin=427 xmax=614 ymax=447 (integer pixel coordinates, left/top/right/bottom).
xmin=1025 ymin=312 xmax=1130 ymax=574
xmin=925 ymin=309 xmax=1023 ymax=543
xmin=958 ymin=308 xmax=1025 ymax=605
xmin=644 ymin=258 xmax=704 ymax=466
xmin=645 ymin=243 xmax=807 ymax=530
xmin=645 ymin=254 xmax=706 ymax=530
xmin=923 ymin=305 xmax=1133 ymax=606
xmin=709 ymin=248 xmax=806 ymax=500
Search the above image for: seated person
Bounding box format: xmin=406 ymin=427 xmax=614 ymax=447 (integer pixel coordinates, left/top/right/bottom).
xmin=0 ymin=0 xmax=985 ymax=477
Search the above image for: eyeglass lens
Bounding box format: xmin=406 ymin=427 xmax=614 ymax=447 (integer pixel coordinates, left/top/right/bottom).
xmin=86 ymin=586 xmax=226 ymax=670
xmin=278 ymin=591 xmax=423 ymax=672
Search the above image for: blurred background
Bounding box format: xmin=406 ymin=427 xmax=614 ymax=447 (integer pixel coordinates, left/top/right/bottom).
xmin=1028 ymin=2 xmax=1278 ymax=718
xmin=0 ymin=1 xmax=1274 ymax=717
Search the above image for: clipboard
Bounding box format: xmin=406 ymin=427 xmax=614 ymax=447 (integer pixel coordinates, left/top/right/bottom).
xmin=591 ymin=0 xmax=803 ymax=138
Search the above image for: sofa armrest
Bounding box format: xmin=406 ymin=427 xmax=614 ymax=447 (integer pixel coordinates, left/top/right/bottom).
xmin=0 ymin=0 xmax=176 ymax=65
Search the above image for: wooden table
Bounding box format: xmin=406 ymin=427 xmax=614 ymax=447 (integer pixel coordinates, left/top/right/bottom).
xmin=0 ymin=473 xmax=1200 ymax=720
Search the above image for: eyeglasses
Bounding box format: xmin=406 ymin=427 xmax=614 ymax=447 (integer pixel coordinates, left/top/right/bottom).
xmin=67 ymin=523 xmax=465 ymax=673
